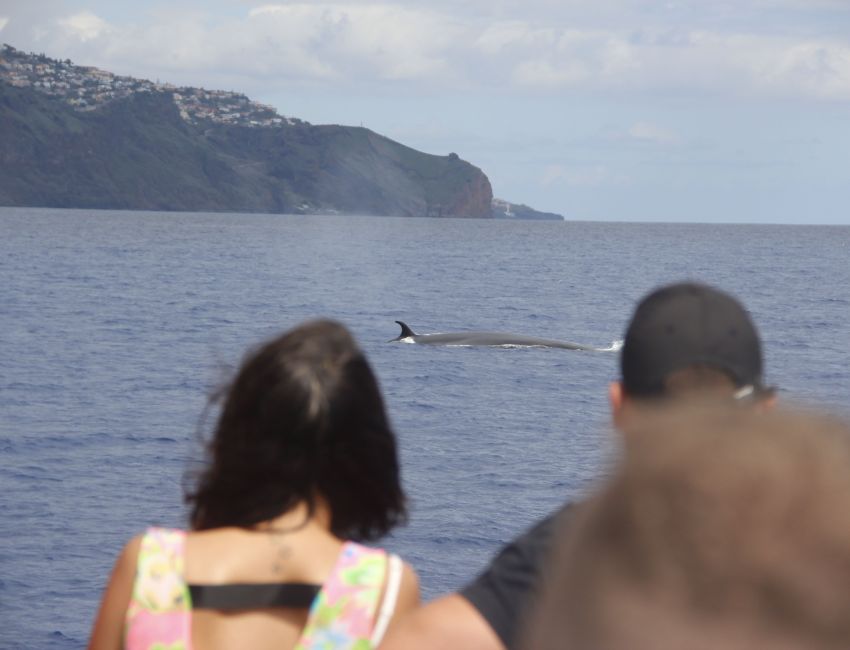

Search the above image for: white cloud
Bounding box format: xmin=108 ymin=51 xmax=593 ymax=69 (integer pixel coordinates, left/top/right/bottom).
xmin=514 ymin=58 xmax=590 ymax=86
xmin=475 ymin=21 xmax=533 ymax=56
xmin=497 ymin=27 xmax=850 ymax=100
xmin=764 ymin=39 xmax=850 ymax=100
xmin=59 ymin=11 xmax=109 ymax=42
xmin=7 ymin=3 xmax=850 ymax=102
xmin=506 ymin=31 xmax=644 ymax=90
xmin=541 ymin=164 xmax=628 ymax=187
xmin=35 ymin=4 xmax=463 ymax=85
xmin=763 ymin=0 xmax=849 ymax=8
xmin=628 ymin=122 xmax=679 ymax=144
xmin=0 ymin=16 xmax=8 ymax=33
xmin=245 ymin=4 xmax=462 ymax=81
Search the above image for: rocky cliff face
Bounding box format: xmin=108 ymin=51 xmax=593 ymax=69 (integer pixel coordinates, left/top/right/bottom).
xmin=445 ymin=166 xmax=493 ymax=218
xmin=0 ymin=81 xmax=494 ymax=218
xmin=302 ymin=128 xmax=492 ymax=218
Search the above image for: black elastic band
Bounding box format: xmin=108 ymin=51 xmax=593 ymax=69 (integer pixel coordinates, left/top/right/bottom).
xmin=188 ymin=583 xmax=321 ymax=610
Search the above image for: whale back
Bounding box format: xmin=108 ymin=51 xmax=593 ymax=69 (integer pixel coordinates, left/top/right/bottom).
xmin=390 ymin=320 xmax=617 ymax=351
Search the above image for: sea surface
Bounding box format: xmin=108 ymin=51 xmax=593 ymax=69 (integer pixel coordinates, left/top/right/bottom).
xmin=1 ymin=207 xmax=849 ymax=648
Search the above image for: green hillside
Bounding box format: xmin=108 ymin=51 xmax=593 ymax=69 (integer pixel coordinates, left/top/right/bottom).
xmin=0 ymin=81 xmax=493 ymax=217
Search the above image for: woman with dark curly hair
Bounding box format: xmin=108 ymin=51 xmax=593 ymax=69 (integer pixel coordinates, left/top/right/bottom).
xmin=89 ymin=319 xmax=419 ymax=650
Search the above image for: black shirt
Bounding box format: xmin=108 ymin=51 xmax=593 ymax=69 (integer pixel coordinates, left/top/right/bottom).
xmin=460 ymin=504 xmax=573 ymax=649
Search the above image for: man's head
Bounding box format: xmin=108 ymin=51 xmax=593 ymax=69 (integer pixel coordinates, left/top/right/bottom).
xmin=611 ymin=282 xmax=773 ymax=423
xmin=523 ymin=406 xmax=850 ymax=650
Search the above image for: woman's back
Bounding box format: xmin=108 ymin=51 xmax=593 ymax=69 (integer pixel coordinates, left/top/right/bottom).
xmin=88 ymin=320 xmax=419 ymax=650
xmin=185 ymin=506 xmax=348 ymax=650
xmin=112 ymin=502 xmax=417 ymax=650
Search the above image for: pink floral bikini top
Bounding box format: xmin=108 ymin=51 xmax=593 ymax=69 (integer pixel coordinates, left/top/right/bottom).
xmin=124 ymin=527 xmax=401 ymax=650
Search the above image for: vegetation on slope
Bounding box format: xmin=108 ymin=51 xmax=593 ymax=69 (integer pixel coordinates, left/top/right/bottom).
xmin=0 ymin=82 xmax=493 ymax=217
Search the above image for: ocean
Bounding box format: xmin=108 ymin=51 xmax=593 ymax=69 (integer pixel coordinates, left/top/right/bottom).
xmin=1 ymin=207 xmax=848 ymax=648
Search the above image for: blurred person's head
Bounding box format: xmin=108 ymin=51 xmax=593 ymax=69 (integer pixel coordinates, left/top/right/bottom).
xmin=610 ymin=282 xmax=775 ymax=429
xmin=524 ymin=406 xmax=850 ymax=650
xmin=186 ymin=319 xmax=406 ymax=541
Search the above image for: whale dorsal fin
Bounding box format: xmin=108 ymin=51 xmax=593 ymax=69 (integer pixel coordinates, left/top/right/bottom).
xmin=395 ymin=321 xmax=416 ymax=338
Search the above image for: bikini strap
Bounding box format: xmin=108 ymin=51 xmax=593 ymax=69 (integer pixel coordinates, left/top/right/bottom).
xmin=188 ymin=582 xmax=321 ymax=609
xmin=294 ymin=541 xmax=389 ymax=649
xmin=370 ymin=553 xmax=403 ymax=645
xmin=124 ymin=527 xmax=191 ymax=650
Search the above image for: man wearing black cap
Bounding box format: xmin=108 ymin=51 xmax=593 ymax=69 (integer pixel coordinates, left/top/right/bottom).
xmin=616 ymin=282 xmax=771 ymax=402
xmin=380 ymin=282 xmax=774 ymax=650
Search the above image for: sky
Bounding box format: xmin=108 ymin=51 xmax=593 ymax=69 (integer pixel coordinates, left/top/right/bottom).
xmin=1 ymin=0 xmax=849 ymax=224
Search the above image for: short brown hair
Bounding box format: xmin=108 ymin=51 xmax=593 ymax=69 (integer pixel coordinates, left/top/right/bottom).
xmin=525 ymin=406 xmax=850 ymax=650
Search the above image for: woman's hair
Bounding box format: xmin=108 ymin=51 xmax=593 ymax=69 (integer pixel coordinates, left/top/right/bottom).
xmin=186 ymin=319 xmax=406 ymax=541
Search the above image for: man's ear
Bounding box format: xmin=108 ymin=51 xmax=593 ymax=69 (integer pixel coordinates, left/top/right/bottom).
xmin=609 ymin=381 xmax=625 ymax=428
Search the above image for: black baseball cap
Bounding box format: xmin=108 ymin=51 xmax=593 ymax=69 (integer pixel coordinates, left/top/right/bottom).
xmin=621 ymin=283 xmax=769 ymax=399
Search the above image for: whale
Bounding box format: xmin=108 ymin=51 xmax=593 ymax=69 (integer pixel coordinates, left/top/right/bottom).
xmin=389 ymin=321 xmax=621 ymax=352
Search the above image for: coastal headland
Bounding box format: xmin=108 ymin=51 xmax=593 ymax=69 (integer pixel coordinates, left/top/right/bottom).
xmin=0 ymin=44 xmax=561 ymax=220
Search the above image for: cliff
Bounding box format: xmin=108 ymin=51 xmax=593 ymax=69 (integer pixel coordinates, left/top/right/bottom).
xmin=0 ymin=79 xmax=493 ymax=218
